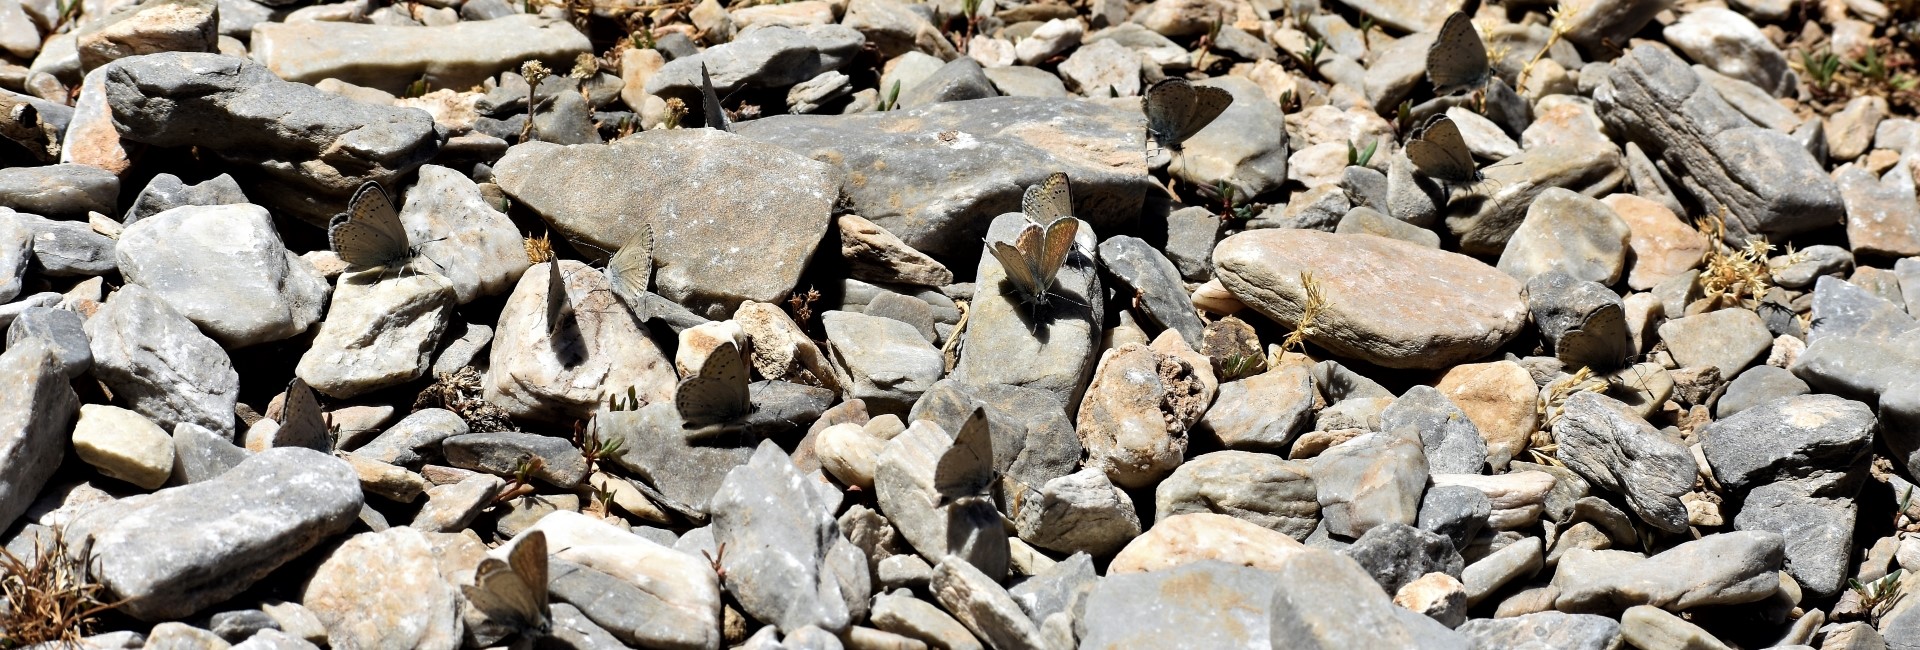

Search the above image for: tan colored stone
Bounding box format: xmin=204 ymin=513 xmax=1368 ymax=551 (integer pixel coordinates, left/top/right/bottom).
xmin=1109 ymin=513 xmax=1308 ymax=574
xmin=71 ymin=404 xmax=174 ymax=490
xmin=1606 ymin=194 xmax=1709 ymax=291
xmin=1433 ymin=360 xmax=1539 ymax=470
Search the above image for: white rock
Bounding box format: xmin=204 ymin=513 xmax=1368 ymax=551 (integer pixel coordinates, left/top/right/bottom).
xmin=72 ymin=404 xmax=175 ymax=489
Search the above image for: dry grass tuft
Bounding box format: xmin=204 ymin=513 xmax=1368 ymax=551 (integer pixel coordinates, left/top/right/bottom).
xmin=0 ymin=528 xmax=117 ymax=648
xmin=415 ymin=367 xmax=517 ymax=432
xmin=1279 ymin=272 xmax=1326 ymax=355
xmin=524 ymin=232 xmax=554 ymax=264
xmin=1696 ymin=212 xmax=1774 ymax=311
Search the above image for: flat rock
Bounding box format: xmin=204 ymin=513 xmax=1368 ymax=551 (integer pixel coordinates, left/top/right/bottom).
xmin=1457 ymin=611 xmax=1622 ymax=650
xmin=251 ymin=15 xmax=590 ymax=94
xmin=822 ymin=310 xmax=943 ymax=416
xmin=521 ymin=511 xmax=722 ymax=650
xmin=1444 ymin=138 xmax=1627 ymax=256
xmin=646 ymin=24 xmax=863 ymax=100
xmin=1215 ymin=230 xmax=1527 ymax=369
xmin=1195 ymin=364 xmax=1315 ymax=451
xmin=0 ymin=162 xmax=118 ymax=217
xmin=1155 ymin=450 xmax=1319 ymax=541
xmin=1551 ymin=531 xmax=1784 ymax=613
xmin=1657 ymin=308 xmax=1772 ymax=377
xmin=116 ymin=204 xmax=328 ymax=348
xmin=951 ymin=214 xmax=1102 ymax=413
xmin=0 ymin=338 xmax=77 ymax=532
xmin=296 ymin=271 xmax=455 ymax=400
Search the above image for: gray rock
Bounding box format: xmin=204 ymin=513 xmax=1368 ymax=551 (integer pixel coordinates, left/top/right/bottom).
xmin=0 ymin=338 xmax=76 ymax=532
xmin=67 ymin=448 xmax=363 ymax=621
xmin=251 ymin=15 xmax=589 ymax=94
xmin=169 ymin=421 xmax=249 ymax=486
xmin=349 ymin=408 xmax=468 ymax=466
xmin=443 ymin=431 xmax=589 ymax=489
xmin=898 ymin=57 xmax=996 ymax=109
xmin=871 ymin=591 xmax=981 ymax=650
xmin=866 ymin=291 xmax=939 ymax=344
xmin=822 ymin=310 xmax=943 ymax=416
xmin=1461 ymin=535 xmax=1542 ymax=607
xmin=1055 ymin=39 xmax=1138 ymax=96
xmin=1314 ymin=432 xmax=1428 ymax=538
xmin=1169 ymin=77 xmax=1289 ymax=199
xmin=1195 ymin=362 xmax=1315 ymax=451
xmin=875 ymin=420 xmax=1008 ymax=579
xmin=429 ymin=321 xmax=493 ymax=377
xmin=0 ymin=214 xmax=24 ymax=303
xmin=1657 ymin=308 xmax=1772 ymax=378
xmin=1662 ymin=8 xmax=1796 ymax=96
xmin=1597 ymin=46 xmax=1841 ymax=243
xmin=1456 ymin=611 xmax=1622 ymax=650
xmin=1810 ymin=276 xmax=1918 ymax=344
xmin=1156 ymin=450 xmax=1319 ymax=541
xmin=116 ymin=204 xmax=328 ymax=348
xmin=1619 ymin=605 xmax=1733 ymax=650
xmin=482 ymin=260 xmax=677 ymax=422
xmin=6 ymin=209 xmax=118 ymax=277
xmin=981 ymin=66 xmax=1069 ymax=98
xmin=1215 ymin=229 xmax=1527 ymax=369
xmin=732 ymin=96 xmax=1152 ymax=257
xmin=951 ymin=214 xmax=1102 ymax=413
xmin=1418 ymin=485 xmax=1491 ymax=550
xmin=102 ymin=53 xmax=440 ymax=224
xmin=1096 ymin=235 xmax=1204 ymax=345
xmin=1329 ymin=0 xmax=1460 ymax=32
xmin=1381 ymin=386 xmax=1489 ymax=475
xmin=1715 ymin=365 xmax=1811 ymax=418
xmin=401 ymin=165 xmax=532 ymax=305
xmin=1496 ymin=189 xmax=1631 ymax=285
xmin=1700 ymin=394 xmax=1873 ymax=491
xmin=1525 ymin=271 xmax=1633 ymax=372
xmin=647 ymin=24 xmax=863 ymax=100
xmin=411 ymin=473 xmax=500 ymax=533
xmin=1795 ymin=328 xmax=1920 ymax=402
xmin=1079 ymin=562 xmax=1289 ymax=648
xmin=841 ymin=0 xmax=956 ymax=60
xmin=296 ymin=271 xmax=456 ymax=399
xmin=1551 ymin=531 xmax=1784 ymax=612
xmin=492 ymin=131 xmax=833 ymax=319
xmin=931 ymin=557 xmax=1045 ymax=650
xmin=546 ymin=602 xmax=630 ymax=650
xmin=6 ymin=306 xmax=90 ymax=379
xmin=1553 ymin=392 xmax=1693 ymax=533
xmin=231 ymin=629 xmax=321 ymax=650
xmin=1341 ymin=523 xmax=1464 ymax=595
xmin=1334 ymin=206 xmax=1440 ymax=248
xmin=1250 ymin=184 xmax=1348 ymax=231
xmin=1010 ymin=467 xmax=1141 ymax=556
xmin=604 ymin=404 xmax=752 ymax=512
xmin=123 ymin=173 xmax=248 ymax=224
xmin=85 ymin=283 xmax=239 ymax=435
xmin=1770 ymin=244 xmax=1852 ymax=289
xmin=1266 ymin=549 xmax=1471 ymax=649
xmin=1443 ymin=138 xmax=1626 ymax=256
xmin=907 ymin=379 xmax=1082 ymax=492
xmin=1007 ymin=552 xmax=1095 ymax=628
xmin=710 ymin=441 xmax=867 ymax=634
xmin=1736 ymin=476 xmax=1860 ymax=600
xmin=0 ymin=163 xmax=118 ymax=217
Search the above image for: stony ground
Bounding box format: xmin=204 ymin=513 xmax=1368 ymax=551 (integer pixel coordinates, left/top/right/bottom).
xmin=2 ymin=0 xmax=1920 ymax=646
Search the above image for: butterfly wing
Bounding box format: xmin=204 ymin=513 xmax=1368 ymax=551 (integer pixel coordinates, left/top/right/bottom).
xmin=675 ymin=340 xmax=752 ymax=426
xmin=1407 ymin=116 xmax=1480 ymax=185
xmin=1556 ymin=303 xmax=1633 ymax=371
xmin=507 ymin=530 xmax=549 ymax=617
xmin=1142 ymin=78 xmax=1195 ymax=150
xmin=329 ymin=182 xmax=410 ymax=269
xmin=545 ymin=261 xmax=572 ymax=336
xmin=1175 ymin=85 xmax=1234 ymax=144
xmin=990 ymin=223 xmax=1045 ymax=304
xmin=933 ymin=406 xmax=995 ymax=504
xmin=462 ymin=557 xmax=548 ymax=637
xmin=1021 ymin=172 xmax=1074 ymax=224
xmin=701 ymin=63 xmax=730 ymax=133
xmin=278 ymin=378 xmax=328 ymax=450
xmin=606 ymin=225 xmax=655 ymax=311
xmin=1032 ymin=217 xmax=1079 ymax=298
xmin=1427 ymin=12 xmax=1491 ymax=96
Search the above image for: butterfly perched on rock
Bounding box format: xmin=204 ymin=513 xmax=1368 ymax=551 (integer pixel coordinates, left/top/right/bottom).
xmin=701 ymin=63 xmax=730 ymax=132
xmin=329 ymin=181 xmax=434 ymax=275
xmin=676 ymin=338 xmax=752 ymax=428
xmin=1405 ymin=114 xmax=1483 ymax=192
xmin=277 ymin=377 xmax=330 ymax=452
xmin=1426 ymin=11 xmax=1491 ymax=97
xmin=1142 ymin=78 xmax=1233 ymax=158
xmin=989 ymin=174 xmax=1081 ymax=312
xmin=1554 ymin=302 xmax=1635 ymax=372
xmin=933 ymin=406 xmax=995 ymax=508
xmin=463 ymin=530 xmax=551 ymax=641
xmin=544 ymin=259 xmax=574 ymax=337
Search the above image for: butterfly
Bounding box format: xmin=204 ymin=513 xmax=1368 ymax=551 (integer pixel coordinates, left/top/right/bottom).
xmin=1405 ymin=114 xmax=1483 ymax=191
xmin=701 ymin=63 xmax=730 ymax=132
xmin=1142 ymin=78 xmax=1233 ymax=158
xmin=1426 ymin=11 xmax=1491 ymax=97
xmin=1555 ymin=302 xmax=1635 ymax=372
xmin=988 ymin=215 xmax=1079 ymax=311
xmin=1022 ymin=172 xmax=1073 ymax=223
xmin=278 ymin=377 xmax=329 ymax=451
xmin=675 ymin=339 xmax=753 ymax=428
xmin=544 ymin=258 xmax=575 ymax=337
xmin=462 ymin=530 xmax=551 ymax=640
xmin=604 ymin=224 xmax=654 ymax=314
xmin=329 ymin=181 xmax=433 ymax=274
xmin=933 ymin=406 xmax=995 ymax=508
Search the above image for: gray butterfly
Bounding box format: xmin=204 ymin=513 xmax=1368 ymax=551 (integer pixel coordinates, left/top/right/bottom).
xmin=462 ymin=530 xmax=551 ymax=641
xmin=1406 ymin=114 xmax=1482 ymax=189
xmin=604 ymin=224 xmax=654 ymax=313
xmin=278 ymin=377 xmax=329 ymax=451
xmin=1555 ymin=303 xmax=1635 ymax=372
xmin=1427 ymin=11 xmax=1491 ymax=97
xmin=545 ymin=259 xmax=573 ymax=337
xmin=329 ymin=181 xmax=422 ymax=273
xmin=990 ymin=177 xmax=1081 ymax=310
xmin=675 ymin=339 xmax=752 ymax=428
xmin=1022 ymin=172 xmax=1073 ymax=223
xmin=1142 ymin=78 xmax=1233 ymax=155
xmin=701 ymin=63 xmax=730 ymax=133
xmin=933 ymin=406 xmax=994 ymax=507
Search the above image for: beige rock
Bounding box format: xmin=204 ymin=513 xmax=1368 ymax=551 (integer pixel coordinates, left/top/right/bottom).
xmin=732 ymin=0 xmax=836 ymax=29
xmin=620 ymin=48 xmax=670 ymax=129
xmin=1606 ymin=194 xmax=1709 ymax=291
xmin=816 ymin=422 xmax=885 ymax=489
xmin=736 ymin=300 xmax=838 ymax=390
xmin=340 ymin=452 xmax=428 ymax=502
xmin=838 ymin=214 xmax=953 ymax=287
xmin=1109 ymin=512 xmax=1308 ymax=573
xmin=1433 ymin=360 xmax=1539 ymax=469
xmin=1619 ymin=605 xmax=1733 ymax=650
xmin=1393 ymin=572 xmax=1467 ymax=628
xmin=1077 ymin=341 xmax=1209 ymax=489
xmin=483 ymin=261 xmax=676 ymax=422
xmin=1431 ymin=471 xmax=1555 ymax=530
xmin=302 ymin=527 xmax=468 ymax=650
xmin=76 ymin=0 xmax=218 ymax=72
xmin=71 ymin=404 xmax=174 ymax=490
xmin=298 ymin=270 xmax=456 ymax=400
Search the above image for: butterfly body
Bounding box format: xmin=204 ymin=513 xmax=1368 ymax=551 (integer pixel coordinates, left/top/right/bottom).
xmin=463 ymin=530 xmax=551 ymax=641
xmin=1142 ymin=78 xmax=1233 ymax=159
xmin=1426 ymin=12 xmax=1491 ymax=97
xmin=676 ymin=339 xmax=753 ymax=428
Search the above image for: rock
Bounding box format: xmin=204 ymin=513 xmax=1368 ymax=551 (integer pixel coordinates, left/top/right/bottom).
xmin=1430 ymin=472 xmax=1555 ymax=531
xmin=401 ymin=166 xmax=532 ymax=305
xmin=602 ymin=405 xmax=751 ymax=511
xmin=950 ymin=213 xmax=1103 ymax=413
xmin=907 ymin=379 xmax=1083 ymax=494
xmin=842 ymin=0 xmax=956 ymax=60
xmin=1419 ymin=486 xmax=1491 ymax=550
xmin=930 ymin=558 xmax=1046 ymax=650
xmin=443 ymin=431 xmax=588 ymax=489
xmin=1335 ymin=207 xmax=1441 ymax=248
xmin=1461 ymin=536 xmax=1543 ymax=607
xmin=982 ymin=66 xmax=1069 ymax=98
xmin=1657 ymin=308 xmax=1773 ymax=378
xmin=1598 ymin=46 xmax=1842 ymax=243
xmin=0 ymin=338 xmax=77 ymax=531
xmin=1168 ymin=77 xmax=1290 ymax=199
xmin=483 ymin=261 xmax=676 ymax=422
xmin=1055 ymin=39 xmax=1137 ymax=97
xmin=648 ymin=24 xmax=861 ymax=100
xmin=822 ymin=310 xmax=944 ymax=416
xmin=1605 ymin=194 xmax=1711 ymax=291
xmin=103 ymin=53 xmax=440 ymax=224
xmin=75 ymin=0 xmax=218 ymax=72
xmin=0 ymin=163 xmax=118 ymax=217
xmin=0 ymin=215 xmax=24 ymax=303
xmin=1079 ymin=561 xmax=1290 ymax=648
xmin=875 ymin=419 xmax=1008 ymax=579
xmin=871 ymin=591 xmax=980 ymax=650
xmin=5 ymin=209 xmax=118 ymax=276
xmin=1551 ymin=531 xmax=1784 ymax=612
xmin=296 ymin=271 xmax=455 ymax=399
xmin=1155 ymin=450 xmax=1318 ymax=541
xmin=1456 ymin=611 xmax=1622 ymax=650
xmin=351 ymin=408 xmax=468 ymax=466
xmin=1381 ymin=386 xmax=1489 ymax=475
xmin=1076 ymin=338 xmax=1209 ymax=489
xmin=1341 ymin=523 xmax=1464 ymax=596
xmin=1830 ymin=96 xmax=1888 ymax=162
xmin=1011 ymin=468 xmax=1141 ymax=556
xmin=68 ymin=448 xmax=363 ymax=621
xmin=6 ymin=306 xmax=92 ymax=379
xmin=1619 ymin=605 xmax=1733 ymax=650
xmin=1716 ymin=365 xmax=1811 ymax=418
xmin=1772 ymin=245 xmax=1853 ymax=290
xmin=520 ymin=511 xmax=722 ymax=650
xmin=733 ymin=96 xmax=1151 ymax=258
xmin=71 ymin=404 xmax=174 ymax=490
xmin=1700 ymin=394 xmax=1873 ymax=492
xmin=1266 ymin=548 xmax=1471 ymax=648
xmin=1496 ymin=189 xmax=1631 ymax=285
xmin=1443 ymin=138 xmax=1626 ymax=256
xmin=1331 ymin=0 xmax=1463 ymax=33
xmin=301 ymin=527 xmax=465 ymax=650
xmin=897 ymin=57 xmax=996 ymax=109
xmin=1434 ymin=361 xmax=1540 ymax=471
xmin=169 ymin=421 xmax=249 ymax=486
xmin=1553 ymin=392 xmax=1694 ymax=533
xmin=122 ymin=174 xmax=245 ymax=224
xmin=1097 ymin=235 xmax=1205 ymax=345
xmin=1838 ymin=161 xmax=1920 ymax=259
xmin=1215 ymin=230 xmax=1526 ymax=369
xmin=1195 ymin=364 xmax=1315 ymax=451
xmin=115 ymin=204 xmax=329 ymax=348
xmin=1662 ymin=8 xmax=1796 ymax=97
xmin=252 ymin=15 xmax=589 ymax=94
xmin=492 ymin=132 xmax=833 ymax=318
xmin=711 ymin=441 xmax=867 ymax=634
xmin=86 ymin=283 xmax=239 ymax=435
xmin=1313 ymin=432 xmax=1428 ymax=538
xmin=838 ymin=214 xmax=953 ymax=287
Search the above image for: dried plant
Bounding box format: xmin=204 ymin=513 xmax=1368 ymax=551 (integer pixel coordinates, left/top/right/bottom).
xmin=1696 ymin=211 xmax=1773 ymax=311
xmin=1514 ymin=2 xmax=1574 ymax=93
xmin=1852 ymin=569 xmax=1908 ymax=625
xmin=787 ymin=286 xmax=821 ymax=331
xmin=1538 ymin=366 xmax=1605 ymax=425
xmin=941 ymin=300 xmax=971 ymax=374
xmin=1279 ymin=272 xmax=1326 ymax=354
xmin=415 ymin=367 xmax=517 ymax=432
xmin=664 ymin=98 xmax=688 ymax=129
xmin=524 ymin=231 xmax=554 ymax=264
xmin=0 ymin=528 xmax=118 ymax=648
xmin=519 ymin=61 xmax=552 ymax=142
